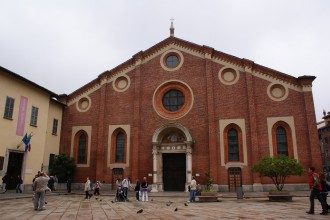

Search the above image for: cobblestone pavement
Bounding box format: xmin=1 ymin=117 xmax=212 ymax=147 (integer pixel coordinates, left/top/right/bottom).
xmin=0 ymin=194 xmax=328 ymax=219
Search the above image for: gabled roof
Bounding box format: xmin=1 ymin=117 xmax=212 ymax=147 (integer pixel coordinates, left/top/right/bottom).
xmin=0 ymin=65 xmax=59 ymax=99
xmin=68 ymin=36 xmax=315 ymax=100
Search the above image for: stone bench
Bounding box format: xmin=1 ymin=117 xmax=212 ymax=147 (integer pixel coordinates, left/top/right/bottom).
xmin=197 ymin=196 xmax=219 ymax=202
xmin=268 ymin=194 xmax=293 ymax=202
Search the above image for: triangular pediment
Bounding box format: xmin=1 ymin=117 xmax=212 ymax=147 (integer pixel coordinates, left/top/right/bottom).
xmin=67 ymin=36 xmax=314 ymax=105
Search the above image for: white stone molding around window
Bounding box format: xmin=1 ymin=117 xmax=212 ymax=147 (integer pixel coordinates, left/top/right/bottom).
xmin=267 ymin=116 xmax=298 ymax=160
xmin=70 ymin=126 xmax=92 ymax=167
xmin=219 ymin=119 xmax=248 ymax=166
xmin=107 ymin=125 xmax=131 ymax=169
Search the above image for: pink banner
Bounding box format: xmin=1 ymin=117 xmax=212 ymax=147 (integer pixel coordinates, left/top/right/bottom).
xmin=16 ymin=96 xmax=28 ymax=136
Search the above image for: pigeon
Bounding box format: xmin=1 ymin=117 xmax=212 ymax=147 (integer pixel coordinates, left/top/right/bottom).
xmin=151 ymin=199 xmax=153 ymax=202
xmin=95 ymin=198 xmax=98 ymax=200
xmin=99 ymin=199 xmax=102 ymax=201
xmin=111 ymin=201 xmax=115 ymax=203
xmin=184 ymin=203 xmax=188 ymax=206
xmin=137 ymin=209 xmax=143 ymax=214
xmin=166 ymin=201 xmax=173 ymax=206
xmin=174 ymin=208 xmax=178 ymax=212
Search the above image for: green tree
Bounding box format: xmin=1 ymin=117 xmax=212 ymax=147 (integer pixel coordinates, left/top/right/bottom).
xmin=49 ymin=154 xmax=76 ymax=183
xmin=252 ymin=156 xmax=303 ymax=191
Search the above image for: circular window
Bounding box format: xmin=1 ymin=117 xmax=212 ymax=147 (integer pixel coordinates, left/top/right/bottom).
xmin=76 ymin=96 xmax=91 ymax=112
xmin=165 ymin=54 xmax=179 ymax=68
xmin=160 ymin=49 xmax=184 ymax=72
xmin=153 ymin=80 xmax=193 ymax=120
xmin=267 ymin=83 xmax=288 ymax=101
xmin=162 ymin=89 xmax=185 ymax=112
xmin=218 ymin=67 xmax=239 ymax=85
xmin=113 ymin=75 xmax=130 ymax=92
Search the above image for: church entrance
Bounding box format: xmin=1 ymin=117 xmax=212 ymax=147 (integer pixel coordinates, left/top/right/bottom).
xmin=6 ymin=151 xmax=24 ymax=189
xmin=163 ymin=153 xmax=186 ymax=191
xmin=151 ymin=123 xmax=194 ymax=192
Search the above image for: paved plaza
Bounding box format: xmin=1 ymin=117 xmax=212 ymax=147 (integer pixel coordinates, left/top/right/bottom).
xmin=0 ymin=192 xmax=328 ymax=219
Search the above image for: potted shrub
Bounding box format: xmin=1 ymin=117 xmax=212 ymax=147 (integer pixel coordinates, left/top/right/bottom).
xmin=201 ymin=172 xmax=217 ymax=196
xmin=252 ymin=156 xmax=303 ymax=201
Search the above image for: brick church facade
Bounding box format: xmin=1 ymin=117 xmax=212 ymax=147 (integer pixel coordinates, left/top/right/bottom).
xmin=59 ymin=27 xmax=321 ymax=192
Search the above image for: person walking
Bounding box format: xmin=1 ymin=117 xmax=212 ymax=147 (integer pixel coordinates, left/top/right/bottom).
xmin=121 ymin=176 xmax=131 ymax=201
xmin=94 ymin=181 xmax=101 ymax=196
xmin=15 ymin=175 xmax=23 ymax=193
xmin=189 ymin=176 xmax=197 ymax=202
xmin=306 ymin=167 xmax=328 ymax=215
xmin=67 ymin=178 xmax=72 ymax=193
xmin=54 ymin=175 xmax=58 ymax=191
xmin=33 ymin=172 xmax=50 ymax=211
xmin=319 ymin=173 xmax=330 ymax=212
xmin=134 ymin=179 xmax=141 ymax=201
xmin=2 ymin=173 xmax=8 ymax=193
xmin=140 ymin=177 xmax=148 ymax=202
xmin=84 ymin=177 xmax=92 ymax=199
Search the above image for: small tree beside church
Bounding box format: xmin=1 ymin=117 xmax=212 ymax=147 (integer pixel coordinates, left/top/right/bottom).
xmin=49 ymin=154 xmax=76 ymax=183
xmin=252 ymin=156 xmax=303 ymax=191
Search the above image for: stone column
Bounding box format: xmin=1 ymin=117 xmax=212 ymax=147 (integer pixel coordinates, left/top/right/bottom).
xmin=186 ymin=143 xmax=193 ymax=191
xmin=151 ymin=145 xmax=159 ymax=192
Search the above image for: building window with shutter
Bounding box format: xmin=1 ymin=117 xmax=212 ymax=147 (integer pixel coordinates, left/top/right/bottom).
xmin=30 ymin=106 xmax=39 ymax=127
xmin=52 ymin=119 xmax=58 ymax=135
xmin=3 ymin=96 xmax=15 ymax=119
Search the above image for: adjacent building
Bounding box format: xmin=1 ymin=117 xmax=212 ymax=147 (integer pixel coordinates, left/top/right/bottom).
xmin=59 ymin=27 xmax=322 ymax=192
xmin=318 ymin=111 xmax=330 ymax=176
xmin=0 ymin=66 xmax=63 ymax=189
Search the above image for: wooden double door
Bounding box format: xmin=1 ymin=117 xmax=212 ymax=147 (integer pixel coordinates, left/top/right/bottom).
xmin=163 ymin=153 xmax=186 ymax=191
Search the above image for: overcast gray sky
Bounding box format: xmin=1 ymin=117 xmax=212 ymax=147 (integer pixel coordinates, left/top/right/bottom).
xmin=0 ymin=0 xmax=329 ymax=121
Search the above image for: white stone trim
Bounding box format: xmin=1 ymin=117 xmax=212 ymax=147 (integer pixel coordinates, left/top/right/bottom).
xmin=107 ymin=125 xmax=131 ymax=168
xmin=160 ymin=49 xmax=184 ymax=72
xmin=267 ymin=116 xmax=298 ymax=160
xmin=225 ymin=162 xmax=245 ymax=169
xmin=219 ymin=119 xmax=248 ymax=166
xmin=70 ymin=126 xmax=92 ymax=167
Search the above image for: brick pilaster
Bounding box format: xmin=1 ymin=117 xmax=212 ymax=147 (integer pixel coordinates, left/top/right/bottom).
xmin=95 ymin=77 xmax=107 ymax=181
xmin=204 ymin=46 xmax=218 ymax=181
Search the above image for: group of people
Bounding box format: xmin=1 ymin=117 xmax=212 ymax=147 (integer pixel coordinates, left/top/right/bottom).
xmin=84 ymin=177 xmax=102 ymax=199
xmin=1 ymin=173 xmax=23 ymax=193
xmin=306 ymin=167 xmax=330 ymax=215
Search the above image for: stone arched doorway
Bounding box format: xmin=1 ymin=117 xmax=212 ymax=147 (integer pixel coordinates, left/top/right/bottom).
xmin=151 ymin=123 xmax=193 ymax=192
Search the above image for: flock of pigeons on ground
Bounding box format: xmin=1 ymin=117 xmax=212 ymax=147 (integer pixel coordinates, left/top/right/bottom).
xmin=136 ymin=200 xmax=187 ymax=214
xmin=105 ymin=198 xmax=189 ymax=214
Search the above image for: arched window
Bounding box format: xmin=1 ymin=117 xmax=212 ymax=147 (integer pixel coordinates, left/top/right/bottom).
xmin=115 ymin=132 xmax=125 ymax=162
xmin=228 ymin=128 xmax=239 ymax=161
xmin=276 ymin=126 xmax=288 ymax=156
xmin=77 ymin=133 xmax=87 ymax=164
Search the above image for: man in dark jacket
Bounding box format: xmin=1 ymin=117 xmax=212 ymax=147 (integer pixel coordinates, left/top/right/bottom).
xmin=306 ymin=167 xmax=328 ymax=215
xmin=15 ymin=175 xmax=23 ymax=193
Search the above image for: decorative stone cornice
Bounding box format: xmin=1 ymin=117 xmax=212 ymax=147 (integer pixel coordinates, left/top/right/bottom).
xmin=67 ymin=36 xmax=315 ymax=106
